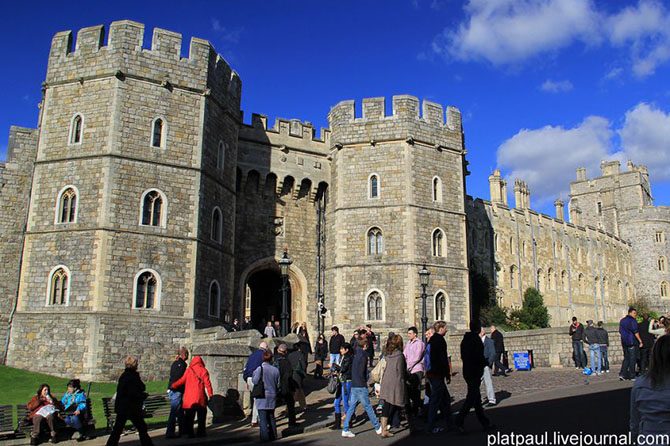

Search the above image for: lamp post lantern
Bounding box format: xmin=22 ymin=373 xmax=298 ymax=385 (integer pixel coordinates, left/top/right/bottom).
xmin=278 ymin=250 xmax=293 ymax=337
xmin=418 ymin=264 xmax=430 ymax=342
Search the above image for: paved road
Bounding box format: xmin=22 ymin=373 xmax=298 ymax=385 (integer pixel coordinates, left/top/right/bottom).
xmin=55 ymin=368 xmax=632 ymax=446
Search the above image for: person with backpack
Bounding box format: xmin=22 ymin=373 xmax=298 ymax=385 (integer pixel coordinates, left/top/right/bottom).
xmin=341 ymin=338 xmax=382 ymax=438
xmin=252 ymin=350 xmax=280 ymax=442
xmin=243 ymin=341 xmax=268 ymax=427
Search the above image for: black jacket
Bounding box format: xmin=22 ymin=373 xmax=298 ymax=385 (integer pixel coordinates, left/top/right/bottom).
xmin=569 ymin=323 xmax=584 ymax=341
xmin=275 ymin=354 xmax=296 ymax=396
xmin=329 ymin=333 xmax=345 ymax=354
xmin=314 ymin=341 xmax=328 ymax=361
xmin=428 ymin=332 xmax=450 ymax=378
xmin=461 ymin=332 xmax=487 ymax=381
xmin=639 ymin=319 xmax=656 ymax=348
xmin=288 ymin=350 xmax=307 ymax=388
xmin=490 ymin=329 xmax=505 ymax=354
xmin=584 ymin=326 xmax=599 ymax=345
xmin=114 ymin=368 xmax=147 ymax=415
xmin=351 ymin=348 xmax=369 ymax=387
xmin=168 ymin=358 xmax=187 ymax=392
xmin=339 ymin=352 xmax=353 ymax=381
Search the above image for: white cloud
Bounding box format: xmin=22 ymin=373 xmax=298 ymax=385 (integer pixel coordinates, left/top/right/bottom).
xmin=540 ymin=79 xmax=573 ymax=93
xmin=606 ymin=0 xmax=670 ymax=77
xmin=496 ymin=116 xmax=615 ymax=204
xmin=620 ymin=103 xmax=670 ymax=180
xmin=433 ymin=0 xmax=600 ymax=65
xmin=432 ymin=0 xmax=670 ymax=76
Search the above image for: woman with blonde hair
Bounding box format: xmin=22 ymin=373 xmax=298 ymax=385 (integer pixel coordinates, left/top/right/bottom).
xmin=378 ymin=334 xmax=408 ymax=438
xmin=106 ymin=356 xmax=153 ymax=446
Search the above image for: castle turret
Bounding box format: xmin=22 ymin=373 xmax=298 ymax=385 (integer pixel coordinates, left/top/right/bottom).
xmin=6 ymin=21 xmax=241 ymax=380
xmin=514 ymin=179 xmax=530 ymax=210
xmin=326 ymin=95 xmax=469 ymax=331
xmin=489 ymin=169 xmax=507 ymax=205
xmin=554 ymin=199 xmax=565 ymax=221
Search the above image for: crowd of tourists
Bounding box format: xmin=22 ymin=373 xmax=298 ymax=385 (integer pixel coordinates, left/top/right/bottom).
xmin=239 ymin=320 xmax=510 ymax=442
xmin=569 ymin=308 xmax=670 ymax=378
xmin=23 ymin=309 xmax=670 ymax=445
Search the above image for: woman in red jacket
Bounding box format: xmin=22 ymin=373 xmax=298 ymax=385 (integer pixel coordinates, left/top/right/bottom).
xmin=170 ymin=356 xmax=214 ymax=438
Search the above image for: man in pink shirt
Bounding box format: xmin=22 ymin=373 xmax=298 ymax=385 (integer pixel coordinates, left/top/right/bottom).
xmin=403 ymin=326 xmax=426 ymax=416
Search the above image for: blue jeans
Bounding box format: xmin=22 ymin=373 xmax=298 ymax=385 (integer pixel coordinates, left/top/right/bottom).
xmin=601 ymin=347 xmax=609 ymax=371
xmin=166 ymin=390 xmax=183 ymax=436
xmin=330 ymin=353 xmax=341 ymax=369
xmin=572 ymin=341 xmax=585 ymax=368
xmin=343 ymin=387 xmax=380 ymax=432
xmin=64 ymin=413 xmax=84 ymax=433
xmin=257 ymin=409 xmax=277 ymax=442
xmin=427 ymin=376 xmax=452 ymax=430
xmin=589 ymin=344 xmax=601 ymax=374
xmin=334 ymin=381 xmax=352 ymax=414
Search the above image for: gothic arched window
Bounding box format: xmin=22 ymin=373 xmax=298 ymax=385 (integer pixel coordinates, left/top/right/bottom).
xmin=140 ymin=189 xmax=166 ymax=227
xmin=366 ymin=291 xmax=383 ymax=321
xmin=209 ymin=281 xmax=220 ymax=317
xmin=432 ymin=176 xmax=442 ymax=202
xmin=435 ymin=292 xmax=447 ymax=321
xmin=69 ymin=114 xmax=83 ymax=145
xmin=211 ymin=207 xmax=222 ymax=243
xmin=56 ymin=186 xmax=78 ymax=224
xmin=48 ymin=266 xmax=70 ymax=305
xmin=217 ymin=141 xmax=225 ymax=170
xmin=432 ymin=228 xmax=445 ymax=257
xmin=368 ymin=227 xmax=383 ymax=255
xmin=134 ymin=270 xmax=159 ymax=309
xmin=369 ymin=174 xmax=379 ymax=199
xmin=151 ymin=117 xmax=166 ymax=148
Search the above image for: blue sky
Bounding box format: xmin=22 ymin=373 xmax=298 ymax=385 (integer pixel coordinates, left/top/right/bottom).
xmin=1 ymin=0 xmax=669 ymax=216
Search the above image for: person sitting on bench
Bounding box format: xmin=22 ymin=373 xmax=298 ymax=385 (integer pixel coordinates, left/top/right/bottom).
xmin=61 ymin=379 xmax=89 ymax=441
xmin=27 ymin=383 xmax=62 ymax=445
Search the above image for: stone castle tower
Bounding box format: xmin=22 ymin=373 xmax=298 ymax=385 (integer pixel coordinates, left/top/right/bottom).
xmin=3 ymin=21 xmax=240 ymax=379
xmin=1 ymin=21 xmax=668 ymax=379
xmin=326 ymin=97 xmax=469 ymax=331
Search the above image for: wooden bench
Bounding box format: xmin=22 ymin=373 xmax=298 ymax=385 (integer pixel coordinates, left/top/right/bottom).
xmin=15 ymin=399 xmax=95 ymax=440
xmin=0 ymin=405 xmax=14 ymax=438
xmin=102 ymin=394 xmax=171 ymax=431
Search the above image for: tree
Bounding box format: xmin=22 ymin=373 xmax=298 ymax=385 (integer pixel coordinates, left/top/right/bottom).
xmin=510 ymin=287 xmax=550 ymax=329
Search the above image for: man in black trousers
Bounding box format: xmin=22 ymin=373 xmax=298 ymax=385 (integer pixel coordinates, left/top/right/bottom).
xmin=455 ymin=319 xmax=492 ymax=433
xmin=489 ymin=325 xmax=508 ymax=376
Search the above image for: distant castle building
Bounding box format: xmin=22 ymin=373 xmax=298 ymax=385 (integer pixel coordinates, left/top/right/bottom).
xmin=0 ymin=21 xmax=667 ymax=380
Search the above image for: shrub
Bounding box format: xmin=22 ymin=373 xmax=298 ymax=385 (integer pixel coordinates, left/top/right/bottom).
xmin=510 ymin=288 xmax=550 ymax=329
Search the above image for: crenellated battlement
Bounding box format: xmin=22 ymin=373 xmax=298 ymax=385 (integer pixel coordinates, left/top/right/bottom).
xmin=46 ymin=21 xmax=241 ymax=110
xmin=328 ymin=95 xmax=462 ymax=131
xmin=247 ymin=113 xmax=331 ymax=145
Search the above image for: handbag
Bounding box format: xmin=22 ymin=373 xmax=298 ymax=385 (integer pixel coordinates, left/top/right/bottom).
xmin=250 ymin=365 xmax=266 ymax=399
xmin=326 ymin=373 xmax=339 ymax=394
xmin=370 ymin=357 xmax=386 ymax=383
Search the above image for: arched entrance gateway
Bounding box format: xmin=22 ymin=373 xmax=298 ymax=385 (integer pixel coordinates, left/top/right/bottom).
xmin=239 ymin=257 xmax=309 ymax=334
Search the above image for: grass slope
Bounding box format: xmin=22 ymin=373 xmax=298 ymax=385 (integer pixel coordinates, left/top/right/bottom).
xmin=0 ymin=366 xmax=167 ymax=426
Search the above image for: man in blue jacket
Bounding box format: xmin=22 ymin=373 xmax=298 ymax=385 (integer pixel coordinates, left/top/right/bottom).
xmin=619 ymin=307 xmax=643 ymax=380
xmin=243 ymin=341 xmax=268 ymax=426
xmin=341 ymin=338 xmax=382 ymax=438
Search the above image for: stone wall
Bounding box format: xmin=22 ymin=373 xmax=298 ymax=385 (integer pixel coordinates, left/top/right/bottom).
xmin=0 ymin=127 xmax=38 ymax=362
xmin=467 ymin=197 xmax=633 ymax=327
xmin=440 ymin=327 xmax=624 ymax=369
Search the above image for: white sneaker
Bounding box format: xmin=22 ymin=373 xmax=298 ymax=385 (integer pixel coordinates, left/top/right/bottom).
xmin=342 ymin=430 xmax=355 ymax=438
xmin=376 ymin=426 xmax=383 ymax=435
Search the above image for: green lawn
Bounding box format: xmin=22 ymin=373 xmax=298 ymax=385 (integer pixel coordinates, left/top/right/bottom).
xmin=0 ymin=365 xmax=167 ymax=427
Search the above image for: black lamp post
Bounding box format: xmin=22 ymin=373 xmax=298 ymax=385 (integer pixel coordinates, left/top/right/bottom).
xmin=418 ymin=264 xmax=430 ymax=342
xmin=278 ymin=250 xmax=293 ymax=337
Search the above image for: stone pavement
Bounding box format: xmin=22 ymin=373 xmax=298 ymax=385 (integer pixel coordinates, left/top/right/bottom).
xmin=11 ymin=366 xmax=631 ymax=446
